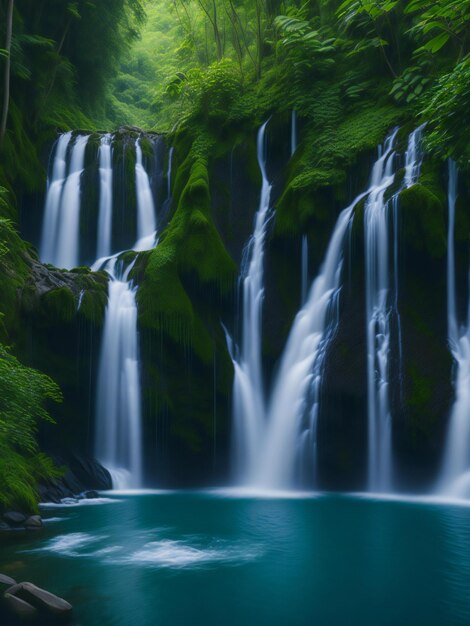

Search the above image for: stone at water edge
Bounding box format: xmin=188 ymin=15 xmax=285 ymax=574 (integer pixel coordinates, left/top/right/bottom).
xmin=24 ymin=516 xmax=43 ymax=530
xmin=6 ymin=582 xmax=73 ymax=617
xmin=3 ymin=512 xmax=26 ymax=526
xmin=0 ymin=574 xmax=17 ymax=590
xmin=3 ymin=593 xmax=38 ymax=621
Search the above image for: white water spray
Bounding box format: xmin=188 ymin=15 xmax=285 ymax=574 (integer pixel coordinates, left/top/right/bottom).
xmin=96 ymin=134 xmax=113 ymax=259
xmin=439 ymin=162 xmax=470 ymax=497
xmin=227 ymin=121 xmax=272 ymax=482
xmin=95 ymin=259 xmax=143 ymax=489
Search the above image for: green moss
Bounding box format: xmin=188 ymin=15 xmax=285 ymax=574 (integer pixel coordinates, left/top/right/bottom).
xmin=41 ymin=287 xmax=77 ymax=324
xmin=400 ymin=180 xmax=446 ymax=258
xmin=137 ymin=157 xmax=236 ymax=361
xmin=79 ymin=290 xmax=108 ymax=325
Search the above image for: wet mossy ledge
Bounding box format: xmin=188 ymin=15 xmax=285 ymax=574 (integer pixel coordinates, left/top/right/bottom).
xmin=136 ymin=156 xmax=236 ymax=355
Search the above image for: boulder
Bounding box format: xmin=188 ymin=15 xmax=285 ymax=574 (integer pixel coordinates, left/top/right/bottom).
xmin=0 ymin=574 xmax=17 ymax=589
xmin=0 ymin=521 xmax=11 ymax=532
xmin=24 ymin=516 xmax=43 ymax=530
xmin=3 ymin=592 xmax=37 ymax=621
xmin=6 ymin=582 xmax=72 ymax=618
xmin=82 ymin=490 xmax=99 ymax=499
xmin=3 ymin=512 xmax=26 ymax=526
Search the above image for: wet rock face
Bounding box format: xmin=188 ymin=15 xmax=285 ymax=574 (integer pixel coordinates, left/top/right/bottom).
xmin=38 ymin=455 xmax=112 ymax=504
xmin=0 ymin=578 xmax=72 ymax=624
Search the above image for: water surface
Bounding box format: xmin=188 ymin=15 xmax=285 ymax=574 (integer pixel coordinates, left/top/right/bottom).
xmin=1 ymin=492 xmax=470 ymax=625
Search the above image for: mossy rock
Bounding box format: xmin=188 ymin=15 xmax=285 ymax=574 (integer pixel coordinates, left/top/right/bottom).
xmin=399 ymin=181 xmax=446 ymax=258
xmin=41 ymin=288 xmax=77 ymax=323
xmin=137 ymin=157 xmax=236 ymax=360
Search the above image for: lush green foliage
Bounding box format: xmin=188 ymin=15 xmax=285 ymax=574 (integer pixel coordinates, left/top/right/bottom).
xmin=0 ymin=0 xmax=145 ymax=189
xmin=0 ymin=342 xmax=62 ymax=512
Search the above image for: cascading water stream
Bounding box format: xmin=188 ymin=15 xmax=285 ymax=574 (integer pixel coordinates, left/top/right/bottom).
xmin=301 ymin=235 xmax=308 ymax=305
xmin=40 ymin=132 xmax=73 ymax=265
xmin=229 ymin=128 xmax=426 ymax=491
xmin=366 ymin=127 xmax=425 ymax=492
xmin=96 ymin=134 xmax=113 ymax=260
xmin=40 ymin=133 xmax=89 ymax=269
xmin=439 ymin=162 xmax=470 ymax=497
xmin=365 ymin=130 xmax=399 ymax=493
xmin=254 ymin=192 xmax=368 ymax=489
xmin=93 ymin=137 xmax=160 ymax=488
xmin=40 ymin=130 xmax=165 ymax=489
xmin=291 ymin=110 xmax=297 ymax=157
xmin=134 ymin=138 xmax=157 ymax=251
xmin=95 ymin=258 xmax=143 ymax=489
xmin=227 ymin=121 xmax=272 ymax=482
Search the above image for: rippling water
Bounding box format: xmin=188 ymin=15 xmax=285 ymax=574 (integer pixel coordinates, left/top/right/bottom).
xmin=1 ymin=492 xmax=470 ymax=625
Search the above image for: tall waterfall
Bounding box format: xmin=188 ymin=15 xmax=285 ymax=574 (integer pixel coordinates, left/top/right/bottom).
xmin=93 ymin=138 xmax=160 ymax=488
xmin=96 ymin=134 xmax=113 ymax=260
xmin=95 ymin=259 xmax=143 ymax=489
xmin=40 ymin=130 xmax=166 ymax=489
xmin=40 ymin=132 xmax=73 ymax=265
xmin=254 ymin=192 xmax=368 ymax=489
xmin=40 ymin=133 xmax=89 ymax=269
xmin=439 ymin=162 xmax=470 ymax=497
xmin=228 ymin=127 xmax=427 ymax=491
xmin=228 ymin=121 xmax=272 ymax=482
xmin=365 ymin=127 xmax=425 ymax=492
xmin=134 ymin=138 xmax=157 ymax=251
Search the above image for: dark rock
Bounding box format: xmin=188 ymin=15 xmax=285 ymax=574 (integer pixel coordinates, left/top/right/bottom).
xmin=24 ymin=516 xmax=43 ymax=530
xmin=82 ymin=490 xmax=99 ymax=499
xmin=39 ymin=455 xmax=111 ymax=504
xmin=7 ymin=582 xmax=72 ymax=618
xmin=0 ymin=574 xmax=17 ymax=589
xmin=3 ymin=592 xmax=37 ymax=621
xmin=3 ymin=512 xmax=26 ymax=526
xmin=0 ymin=522 xmax=11 ymax=532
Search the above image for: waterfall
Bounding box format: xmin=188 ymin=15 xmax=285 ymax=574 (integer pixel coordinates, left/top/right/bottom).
xmin=95 ymin=259 xmax=143 ymax=489
xmin=301 ymin=235 xmax=308 ymax=305
xmin=228 ymin=128 xmax=427 ymax=491
xmin=365 ymin=129 xmax=399 ymax=492
xmin=254 ymin=192 xmax=367 ymax=489
xmin=134 ymin=138 xmax=157 ymax=252
xmin=40 ymin=133 xmax=88 ymax=269
xmin=439 ymin=163 xmax=470 ymax=497
xmin=96 ymin=134 xmax=113 ymax=259
xmin=93 ymin=136 xmax=163 ymax=488
xmin=366 ymin=127 xmax=426 ymax=492
xmin=291 ymin=110 xmax=297 ymax=157
xmin=227 ymin=121 xmax=272 ymax=482
xmin=40 ymin=132 xmax=73 ymax=265
xmin=39 ymin=131 xmax=166 ymax=489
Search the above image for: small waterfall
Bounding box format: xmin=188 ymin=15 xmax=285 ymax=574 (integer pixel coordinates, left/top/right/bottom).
xmin=255 ymin=192 xmax=367 ymax=489
xmin=134 ymin=138 xmax=157 ymax=251
xmin=96 ymin=134 xmax=113 ymax=259
xmin=40 ymin=132 xmax=73 ymax=264
xmin=365 ymin=129 xmax=399 ymax=492
xmin=366 ymin=127 xmax=426 ymax=492
xmin=291 ymin=110 xmax=297 ymax=157
xmin=95 ymin=259 xmax=143 ymax=489
xmin=439 ymin=162 xmax=470 ymax=497
xmin=167 ymin=146 xmax=174 ymax=201
xmin=40 ymin=133 xmax=89 ymax=269
xmin=228 ymin=121 xmax=272 ymax=482
xmin=301 ymin=235 xmax=308 ymax=305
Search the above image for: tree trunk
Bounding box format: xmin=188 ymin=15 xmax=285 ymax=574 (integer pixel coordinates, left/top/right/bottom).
xmin=0 ymin=0 xmax=14 ymax=150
